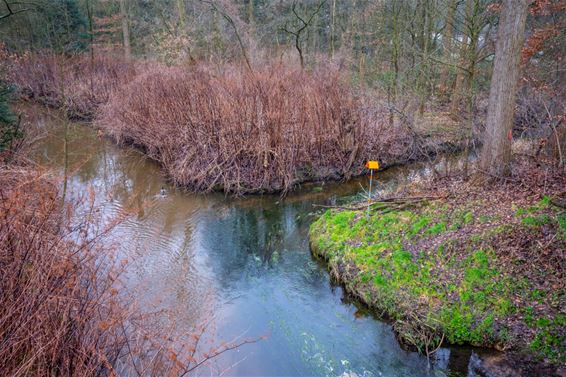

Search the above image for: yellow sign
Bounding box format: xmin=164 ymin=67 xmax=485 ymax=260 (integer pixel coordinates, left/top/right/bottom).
xmin=365 ymin=160 xmax=379 ymax=170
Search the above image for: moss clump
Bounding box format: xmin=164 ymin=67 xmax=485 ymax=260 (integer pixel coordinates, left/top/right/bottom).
xmin=309 ymin=198 xmax=565 ymax=363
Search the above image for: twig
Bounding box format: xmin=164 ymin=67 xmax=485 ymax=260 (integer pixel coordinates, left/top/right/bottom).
xmin=313 ymin=195 xmax=446 ymax=211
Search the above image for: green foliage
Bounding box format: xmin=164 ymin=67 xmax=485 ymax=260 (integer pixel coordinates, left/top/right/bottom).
xmin=557 ymin=213 xmax=566 ymax=231
xmin=521 ymin=214 xmax=551 ymax=227
xmin=528 ymin=314 xmax=566 ymax=363
xmin=425 ymin=221 xmax=446 ymax=235
xmin=410 ymin=216 xmax=430 ymax=236
xmin=514 ymin=207 xmax=527 ymax=217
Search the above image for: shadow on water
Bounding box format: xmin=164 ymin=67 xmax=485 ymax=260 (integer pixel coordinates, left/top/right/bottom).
xmin=27 ymin=105 xmax=490 ymax=377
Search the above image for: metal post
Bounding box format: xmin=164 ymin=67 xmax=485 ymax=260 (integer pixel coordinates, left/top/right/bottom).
xmin=367 ymin=169 xmax=373 ymax=216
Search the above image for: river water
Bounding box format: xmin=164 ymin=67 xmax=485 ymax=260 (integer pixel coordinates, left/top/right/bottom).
xmin=29 ymin=106 xmax=485 ymax=377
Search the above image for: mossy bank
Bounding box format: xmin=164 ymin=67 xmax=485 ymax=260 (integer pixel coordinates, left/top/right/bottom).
xmin=309 ymin=177 xmax=565 ymax=369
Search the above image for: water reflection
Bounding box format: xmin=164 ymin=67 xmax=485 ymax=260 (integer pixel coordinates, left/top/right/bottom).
xmin=28 ymin=105 xmax=480 ymax=377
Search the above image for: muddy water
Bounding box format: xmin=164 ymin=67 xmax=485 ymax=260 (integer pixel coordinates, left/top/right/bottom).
xmin=29 ymin=106 xmax=484 ymax=377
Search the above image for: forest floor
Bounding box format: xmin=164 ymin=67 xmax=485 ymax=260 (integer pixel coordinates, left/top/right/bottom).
xmin=309 ymin=158 xmax=565 ymax=376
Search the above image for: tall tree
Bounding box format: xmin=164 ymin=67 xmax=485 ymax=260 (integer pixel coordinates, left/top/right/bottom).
xmin=438 ymin=0 xmax=457 ymax=95
xmin=480 ymin=0 xmax=528 ymax=176
xmin=119 ymin=0 xmax=130 ymax=60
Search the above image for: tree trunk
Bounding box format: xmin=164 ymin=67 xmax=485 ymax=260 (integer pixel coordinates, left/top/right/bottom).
xmin=418 ymin=0 xmax=433 ymax=117
xmin=248 ymin=0 xmax=254 ymax=25
xmin=311 ymin=11 xmax=318 ymax=57
xmin=119 ymin=0 xmax=131 ymax=60
xmin=451 ymin=0 xmax=472 ymax=116
xmin=389 ymin=4 xmax=402 ymax=127
xmin=439 ymin=0 xmax=457 ymax=95
xmin=330 ymin=0 xmax=336 ymax=58
xmin=480 ymin=0 xmax=528 ymax=176
xmin=177 ymin=0 xmax=185 ymax=29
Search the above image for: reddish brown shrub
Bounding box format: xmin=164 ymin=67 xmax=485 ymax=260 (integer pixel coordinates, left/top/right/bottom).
xmin=0 ymin=165 xmax=127 ymax=375
xmin=6 ymin=51 xmax=135 ymax=120
xmin=0 ymin=163 xmax=260 ymax=376
xmin=5 ymin=49 xmax=419 ymax=194
xmin=98 ymin=63 xmax=412 ymax=194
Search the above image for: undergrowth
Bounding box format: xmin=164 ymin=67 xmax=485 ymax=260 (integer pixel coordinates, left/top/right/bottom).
xmin=310 ymin=191 xmax=565 ymax=364
xmin=98 ymin=63 xmax=413 ymax=194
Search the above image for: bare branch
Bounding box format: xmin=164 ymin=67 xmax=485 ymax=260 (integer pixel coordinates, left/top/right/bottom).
xmin=199 ymin=0 xmax=254 ymax=73
xmin=281 ymin=0 xmax=327 ymax=69
xmin=0 ymin=0 xmax=33 ymax=21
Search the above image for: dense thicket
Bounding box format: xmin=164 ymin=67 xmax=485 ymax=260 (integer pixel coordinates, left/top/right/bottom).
xmin=8 ymin=51 xmax=135 ymax=119
xmin=0 ymin=165 xmax=126 ymax=375
xmin=98 ymin=63 xmax=416 ymax=193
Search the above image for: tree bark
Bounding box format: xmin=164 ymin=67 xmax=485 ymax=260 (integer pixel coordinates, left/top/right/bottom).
xmin=119 ymin=0 xmax=131 ymax=60
xmin=330 ymin=0 xmax=336 ymax=57
xmin=439 ymin=0 xmax=457 ymax=95
xmin=480 ymin=0 xmax=528 ymax=176
xmin=248 ymin=0 xmax=254 ymax=25
xmin=177 ymin=0 xmax=185 ymax=29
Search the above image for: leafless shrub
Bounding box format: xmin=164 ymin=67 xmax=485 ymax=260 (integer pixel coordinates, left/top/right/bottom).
xmin=6 ymin=51 xmax=135 ymax=120
xmin=5 ymin=50 xmax=424 ymax=194
xmin=0 ymin=164 xmax=258 ymax=376
xmin=515 ymin=84 xmax=565 ymax=167
xmin=99 ymin=63 xmax=416 ymax=194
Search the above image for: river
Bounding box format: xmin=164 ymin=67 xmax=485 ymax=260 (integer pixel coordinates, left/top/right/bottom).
xmin=28 ymin=105 xmax=487 ymax=377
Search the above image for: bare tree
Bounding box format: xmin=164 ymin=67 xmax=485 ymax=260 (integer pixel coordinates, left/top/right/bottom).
xmin=480 ymin=0 xmax=528 ymax=176
xmin=438 ymin=0 xmax=458 ymax=95
xmin=282 ymin=0 xmax=327 ymax=69
xmin=200 ymin=0 xmax=254 ymax=72
xmin=0 ymin=0 xmax=34 ymax=21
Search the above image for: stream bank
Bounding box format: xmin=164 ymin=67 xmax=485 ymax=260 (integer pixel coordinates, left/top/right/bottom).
xmin=21 ymin=104 xmax=502 ymax=376
xmin=309 ymin=166 xmax=565 ymax=376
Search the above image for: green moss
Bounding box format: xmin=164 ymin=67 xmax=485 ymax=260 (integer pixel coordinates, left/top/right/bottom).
xmin=514 ymin=207 xmax=527 ymax=217
xmin=463 ymin=211 xmax=474 ymax=224
xmin=471 ymin=314 xmax=495 ymax=344
xmin=410 ymin=216 xmax=430 ymax=236
xmin=558 ymin=213 xmax=566 ymax=231
xmin=529 ymin=314 xmax=565 ymax=363
xmin=426 ymin=221 xmax=447 ymax=235
xmin=528 ymin=197 xmax=551 ymax=213
xmin=441 ymin=306 xmax=474 ymax=345
xmin=521 ymin=214 xmax=551 ymax=227
xmin=494 ymin=298 xmax=513 ymax=316
xmin=309 ymin=199 xmax=564 ymax=363
xmin=538 ymin=196 xmax=552 ymax=208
